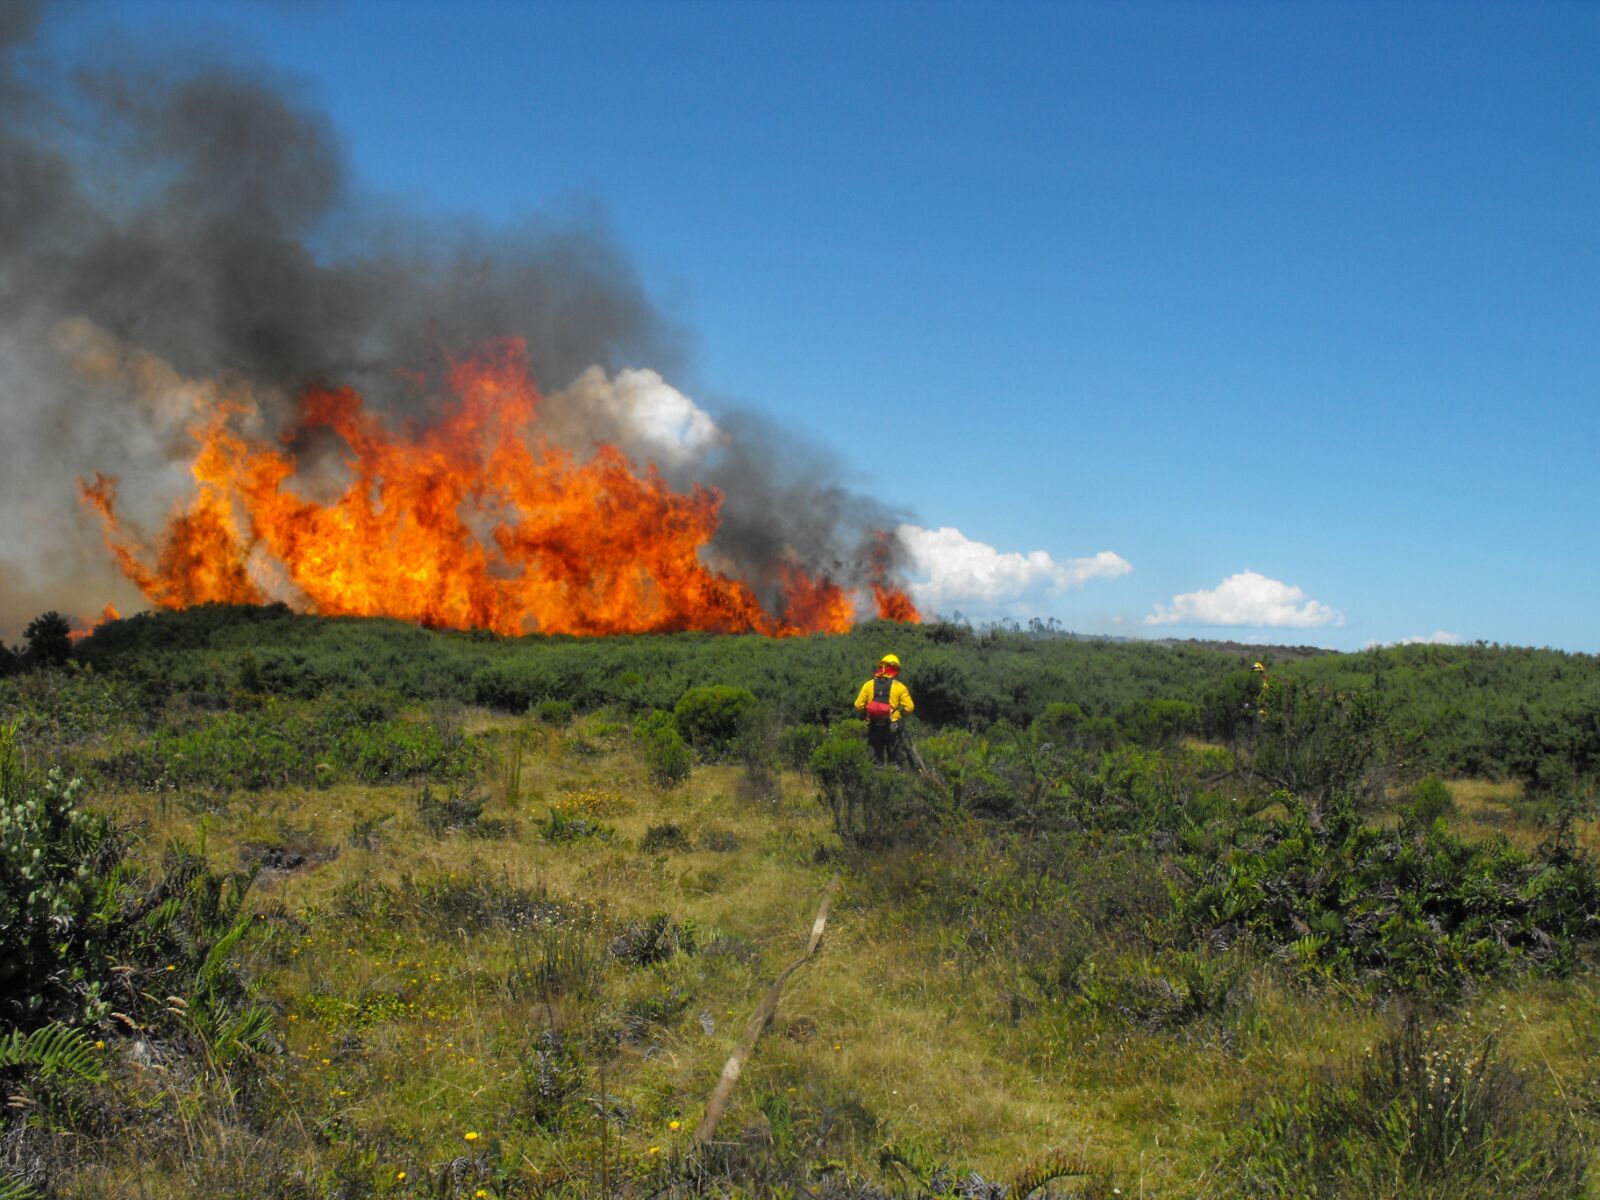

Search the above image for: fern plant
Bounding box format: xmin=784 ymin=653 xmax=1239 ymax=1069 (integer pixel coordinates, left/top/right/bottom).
xmin=0 ymin=1022 xmax=106 ymax=1083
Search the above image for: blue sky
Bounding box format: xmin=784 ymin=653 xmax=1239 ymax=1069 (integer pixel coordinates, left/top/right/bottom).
xmin=39 ymin=0 xmax=1600 ymax=651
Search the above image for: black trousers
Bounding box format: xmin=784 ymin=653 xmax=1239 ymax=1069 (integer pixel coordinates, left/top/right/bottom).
xmin=867 ymin=719 xmax=902 ymax=766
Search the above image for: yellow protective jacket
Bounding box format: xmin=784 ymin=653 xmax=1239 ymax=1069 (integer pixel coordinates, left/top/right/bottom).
xmin=854 ymin=674 xmax=914 ymax=723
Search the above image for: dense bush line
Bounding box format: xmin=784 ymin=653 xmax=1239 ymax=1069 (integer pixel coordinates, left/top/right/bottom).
xmin=67 ymin=605 xmax=1600 ymax=787
xmin=74 ymin=605 xmax=1269 ymax=729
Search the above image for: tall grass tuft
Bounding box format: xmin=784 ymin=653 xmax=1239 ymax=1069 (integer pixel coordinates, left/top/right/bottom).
xmin=507 ymin=923 xmax=606 ymax=1009
xmin=500 ymin=725 xmax=528 ymax=807
xmin=1220 ymin=1013 xmax=1589 ymax=1198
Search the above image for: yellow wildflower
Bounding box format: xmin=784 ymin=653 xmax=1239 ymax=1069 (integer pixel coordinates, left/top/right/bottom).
xmin=668 ymin=1119 xmax=681 ymax=1131
xmin=463 ymin=1130 xmax=480 ymax=1142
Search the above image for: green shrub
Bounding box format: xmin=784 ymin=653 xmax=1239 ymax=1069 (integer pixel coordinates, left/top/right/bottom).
xmin=910 ymin=652 xmax=999 ymax=727
xmin=131 ymin=709 xmax=303 ymax=791
xmin=634 ymin=709 xmax=692 ymax=789
xmin=736 ymin=716 xmax=782 ymax=802
xmin=1076 ymin=715 xmax=1122 ymax=753
xmin=608 ymin=913 xmax=697 ymax=966
xmin=1404 ymin=774 xmax=1457 ymax=824
xmin=1053 ymin=744 xmax=1189 ymax=835
xmin=1116 ymin=698 xmax=1199 ymax=748
xmin=324 ymin=685 xmax=402 ymax=726
xmin=920 ymin=729 xmax=1029 ymax=817
xmin=698 ymin=827 xmax=741 ymax=852
xmin=805 ymin=733 xmax=932 ymax=841
xmin=810 ymin=733 xmax=872 ymax=835
xmin=1030 ymin=701 xmax=1085 ymax=750
xmin=414 ymin=785 xmax=507 ymax=837
xmin=1076 ymin=950 xmax=1247 ymax=1029
xmin=1252 ymin=680 xmax=1392 ymax=808
xmin=639 ymin=822 xmax=691 ymax=853
xmin=1199 ymin=669 xmax=1263 ymax=742
xmin=674 ymin=685 xmax=758 ymax=761
xmin=535 ymin=698 xmax=574 ymax=726
xmin=777 ymin=723 xmax=828 ymax=771
xmin=539 ymin=807 xmax=616 ymax=844
xmin=470 ymin=662 xmax=550 ymax=711
xmin=337 ymin=718 xmax=471 ymax=783
xmin=0 ymin=721 xmax=112 ymax=1024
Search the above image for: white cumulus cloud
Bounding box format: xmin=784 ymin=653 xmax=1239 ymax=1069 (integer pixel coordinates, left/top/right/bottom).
xmin=896 ymin=524 xmax=1131 ymax=617
xmin=1145 ymin=570 xmax=1342 ymax=629
xmin=1394 ymin=631 xmax=1464 ymax=646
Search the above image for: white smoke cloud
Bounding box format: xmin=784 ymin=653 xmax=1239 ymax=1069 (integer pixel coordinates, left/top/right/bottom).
xmin=1145 ymin=570 xmax=1342 ymax=629
xmin=896 ymin=524 xmax=1131 ymax=617
xmin=552 ymin=366 xmax=722 ymax=466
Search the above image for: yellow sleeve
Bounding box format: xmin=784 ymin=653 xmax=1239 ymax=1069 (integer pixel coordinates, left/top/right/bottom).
xmin=892 ymin=680 xmax=913 ymax=716
xmin=854 ymin=679 xmax=873 ymax=713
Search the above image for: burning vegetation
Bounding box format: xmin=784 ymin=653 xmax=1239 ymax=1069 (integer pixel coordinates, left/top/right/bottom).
xmin=78 ymin=340 xmax=919 ymax=636
xmin=0 ymin=6 xmax=920 ymax=640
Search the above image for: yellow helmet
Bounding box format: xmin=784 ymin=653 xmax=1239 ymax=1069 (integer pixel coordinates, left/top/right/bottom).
xmin=1252 ymin=662 xmax=1265 ymax=673
xmin=879 ymin=653 xmax=901 ymax=667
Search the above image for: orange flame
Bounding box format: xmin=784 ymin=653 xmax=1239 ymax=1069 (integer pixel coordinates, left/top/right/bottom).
xmin=866 ymin=529 xmax=921 ymax=623
xmin=79 ymin=341 xmax=920 ymax=637
xmin=66 ymin=605 xmax=120 ymax=644
xmin=872 ymin=583 xmax=921 ymax=624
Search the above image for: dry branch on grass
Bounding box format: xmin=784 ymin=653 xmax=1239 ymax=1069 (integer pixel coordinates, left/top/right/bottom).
xmin=693 ymin=875 xmax=841 ymax=1147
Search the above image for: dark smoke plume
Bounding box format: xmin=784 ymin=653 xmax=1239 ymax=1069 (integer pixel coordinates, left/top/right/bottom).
xmin=0 ymin=5 xmax=912 ymax=637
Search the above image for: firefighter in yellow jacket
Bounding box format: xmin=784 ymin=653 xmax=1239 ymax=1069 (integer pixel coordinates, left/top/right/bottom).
xmin=855 ymin=653 xmax=914 ymax=767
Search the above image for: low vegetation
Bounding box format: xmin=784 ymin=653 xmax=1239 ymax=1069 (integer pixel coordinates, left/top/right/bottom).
xmin=1 ymin=604 xmax=1597 ymax=1197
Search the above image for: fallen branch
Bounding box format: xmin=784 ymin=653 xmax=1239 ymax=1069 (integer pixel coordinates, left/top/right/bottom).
xmin=692 ymin=875 xmax=840 ymax=1148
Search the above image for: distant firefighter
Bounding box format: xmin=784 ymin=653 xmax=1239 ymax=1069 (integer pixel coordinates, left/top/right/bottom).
xmin=855 ymin=652 xmax=915 ymax=767
xmin=1252 ymin=660 xmax=1271 ymax=715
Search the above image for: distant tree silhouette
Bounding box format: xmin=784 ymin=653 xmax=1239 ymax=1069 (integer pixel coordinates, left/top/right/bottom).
xmin=0 ymin=639 xmax=20 ymax=677
xmin=23 ymin=611 xmax=73 ymax=669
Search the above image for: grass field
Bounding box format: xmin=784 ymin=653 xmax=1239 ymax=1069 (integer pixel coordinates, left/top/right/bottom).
xmin=12 ymin=697 xmax=1590 ymax=1199
xmin=5 ymin=609 xmax=1599 ymax=1197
